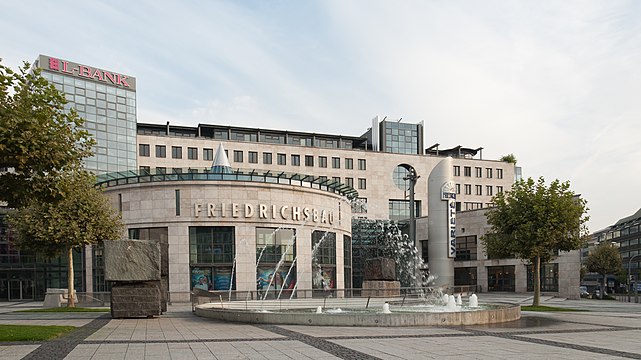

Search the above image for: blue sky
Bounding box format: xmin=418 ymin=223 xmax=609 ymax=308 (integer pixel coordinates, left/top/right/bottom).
xmin=2 ymin=0 xmax=640 ymax=232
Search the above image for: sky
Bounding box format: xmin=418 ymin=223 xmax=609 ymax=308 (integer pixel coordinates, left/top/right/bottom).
xmin=2 ymin=0 xmax=640 ymax=232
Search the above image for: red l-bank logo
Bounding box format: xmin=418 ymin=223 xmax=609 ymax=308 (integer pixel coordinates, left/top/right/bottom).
xmin=47 ymin=57 xmax=131 ymax=88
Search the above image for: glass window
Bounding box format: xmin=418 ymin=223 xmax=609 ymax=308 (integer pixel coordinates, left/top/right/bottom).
xmin=172 ymin=146 xmax=182 ymax=159
xmin=345 ymin=158 xmax=353 ymax=169
xmin=475 ymin=185 xmax=482 ymax=195
xmin=319 ymin=156 xmax=327 ymax=168
xmin=332 ymin=157 xmax=340 ymax=169
xmin=464 ymin=166 xmax=471 ymax=177
xmin=455 ymin=184 xmax=461 ymax=194
xmin=248 ymin=151 xmax=258 ymax=164
xmin=497 ymin=169 xmax=503 ymax=179
xmin=464 ymin=184 xmax=472 ymax=195
xmin=527 ymin=263 xmax=559 ymax=292
xmin=486 ymin=168 xmax=493 ymax=178
xmin=475 ymin=167 xmax=482 ymax=178
xmin=188 ymin=147 xmax=198 ymax=160
xmin=234 ymin=150 xmax=243 ymax=163
xmin=139 ymin=144 xmax=150 ymax=157
xmin=203 ymin=148 xmax=213 ymax=161
xmin=291 ymin=154 xmax=300 ymax=166
xmin=497 ymin=186 xmax=503 ymax=193
xmin=358 ymin=178 xmax=366 ymax=190
xmin=486 ymin=185 xmax=493 ymax=196
xmin=358 ymin=159 xmax=366 ymax=170
xmin=305 ymin=155 xmax=314 ymax=167
xmin=455 ymin=236 xmax=477 ymax=261
xmin=454 ymin=166 xmax=461 ymax=176
xmin=155 ymin=145 xmax=166 ymax=158
xmin=277 ymin=153 xmax=286 ymax=165
xmin=263 ymin=152 xmax=272 ymax=164
xmin=312 ymin=231 xmax=336 ymax=293
xmin=388 ymin=199 xmax=421 ymax=222
xmin=346 ymin=177 xmax=353 ymax=188
xmin=352 ymin=197 xmax=367 ymax=213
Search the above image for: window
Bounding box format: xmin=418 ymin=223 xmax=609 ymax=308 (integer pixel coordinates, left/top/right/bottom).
xmin=233 ymin=150 xmax=243 ymax=163
xmin=312 ymin=231 xmax=336 ymax=292
xmin=345 ymin=158 xmax=353 ymax=169
xmin=453 ymin=166 xmax=460 ymax=176
xmin=248 ymin=151 xmax=258 ymax=164
xmin=464 ymin=184 xmax=472 ymax=195
xmin=464 ymin=202 xmax=483 ymax=210
xmin=156 ymin=167 xmax=166 ymax=174
xmin=358 ymin=159 xmax=366 ymax=170
xmin=139 ymin=165 xmax=150 ymax=173
xmin=292 ymin=154 xmax=300 ymax=166
xmin=332 ymin=157 xmax=340 ymax=169
xmin=172 ymin=168 xmax=183 ymax=174
xmin=171 ymin=146 xmax=182 ymax=159
xmin=388 ymin=199 xmax=422 ymax=221
xmin=486 ymin=185 xmax=493 ymax=196
xmin=455 ymin=184 xmax=461 ymax=194
xmin=497 ymin=186 xmax=503 ymax=193
xmin=155 ymin=145 xmax=166 ymax=158
xmin=464 ymin=166 xmax=471 ymax=177
xmin=332 ymin=176 xmax=340 ymax=183
xmin=475 ymin=167 xmax=482 ymax=178
xmin=352 ymin=197 xmax=367 ymax=213
xmin=486 ymin=168 xmax=493 ymax=178
xmin=277 ymin=153 xmax=286 ymax=165
xmin=497 ymin=169 xmax=503 ymax=179
xmin=188 ymin=147 xmax=198 ymax=160
xmin=358 ymin=178 xmax=366 ymax=190
xmin=263 ymin=152 xmax=272 ymax=164
xmin=203 ymin=148 xmax=213 ymax=161
xmin=527 ymin=263 xmax=558 ymax=292
xmin=256 ymin=227 xmax=296 ymax=263
xmin=475 ymin=185 xmax=482 ymax=195
xmin=139 ymin=144 xmax=150 ymax=157
xmin=319 ymin=156 xmax=327 ymax=168
xmin=305 ymin=155 xmax=314 ymax=166
xmin=346 ymin=177 xmax=354 ymax=188
xmin=455 ymin=235 xmax=477 ymax=261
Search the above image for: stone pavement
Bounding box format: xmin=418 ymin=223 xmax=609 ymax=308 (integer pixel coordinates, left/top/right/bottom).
xmin=1 ymin=295 xmax=641 ymax=359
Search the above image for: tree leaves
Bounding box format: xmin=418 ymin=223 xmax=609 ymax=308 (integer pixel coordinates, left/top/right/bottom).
xmin=0 ymin=61 xmax=95 ymax=207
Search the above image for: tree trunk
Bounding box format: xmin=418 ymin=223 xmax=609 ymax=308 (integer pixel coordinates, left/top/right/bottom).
xmin=533 ymin=256 xmax=541 ymax=306
xmin=67 ymin=246 xmax=75 ymax=308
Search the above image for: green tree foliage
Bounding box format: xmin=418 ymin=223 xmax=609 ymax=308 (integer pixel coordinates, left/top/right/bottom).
xmin=482 ymin=177 xmax=589 ymax=306
xmin=1 ymin=60 xmax=122 ymax=307
xmin=585 ymin=241 xmax=623 ymax=299
xmin=9 ymin=170 xmax=123 ymax=306
xmin=0 ymin=61 xmax=94 ymax=207
xmin=499 ymin=153 xmax=517 ymax=164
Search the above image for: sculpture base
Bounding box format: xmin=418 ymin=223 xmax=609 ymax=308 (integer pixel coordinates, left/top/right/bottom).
xmin=361 ymin=280 xmax=401 ymax=297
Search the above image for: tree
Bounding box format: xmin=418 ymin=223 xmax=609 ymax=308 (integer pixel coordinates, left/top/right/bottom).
xmin=482 ymin=177 xmax=589 ymax=306
xmin=1 ymin=60 xmax=122 ymax=307
xmin=8 ymin=170 xmax=124 ymax=307
xmin=0 ymin=61 xmax=94 ymax=207
xmin=499 ymin=154 xmax=517 ymax=164
xmin=585 ymin=241 xmax=623 ymax=299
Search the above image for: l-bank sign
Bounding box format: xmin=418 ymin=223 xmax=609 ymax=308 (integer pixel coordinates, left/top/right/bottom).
xmin=38 ymin=55 xmax=136 ymax=90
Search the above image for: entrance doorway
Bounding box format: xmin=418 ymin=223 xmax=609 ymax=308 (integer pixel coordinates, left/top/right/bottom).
xmin=487 ymin=266 xmax=515 ymax=292
xmin=0 ymin=270 xmax=35 ymax=301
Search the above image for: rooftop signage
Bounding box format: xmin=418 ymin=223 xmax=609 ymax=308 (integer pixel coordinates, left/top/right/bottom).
xmin=37 ymin=54 xmax=136 ymax=90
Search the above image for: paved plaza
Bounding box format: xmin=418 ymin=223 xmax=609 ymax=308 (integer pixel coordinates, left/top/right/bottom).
xmin=1 ymin=294 xmax=641 ymax=359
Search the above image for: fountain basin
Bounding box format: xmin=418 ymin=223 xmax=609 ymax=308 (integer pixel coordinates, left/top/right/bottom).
xmin=194 ymin=298 xmax=520 ymax=327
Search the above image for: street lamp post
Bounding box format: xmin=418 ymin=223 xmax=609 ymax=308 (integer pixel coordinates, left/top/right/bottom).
xmin=627 ymin=254 xmax=641 ymax=303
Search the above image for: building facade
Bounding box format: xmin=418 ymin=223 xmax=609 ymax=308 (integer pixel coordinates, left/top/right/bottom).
xmin=0 ymin=55 xmax=582 ymax=301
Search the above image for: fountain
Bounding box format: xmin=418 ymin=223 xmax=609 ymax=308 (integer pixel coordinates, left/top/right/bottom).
xmin=195 ymin=220 xmax=520 ymax=327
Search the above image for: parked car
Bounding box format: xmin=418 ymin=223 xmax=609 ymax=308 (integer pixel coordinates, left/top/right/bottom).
xmin=579 ymin=286 xmax=590 ymax=298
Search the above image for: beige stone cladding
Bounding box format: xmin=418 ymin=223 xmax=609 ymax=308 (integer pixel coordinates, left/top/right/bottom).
xmin=104 ymin=180 xmax=351 ymax=302
xmin=137 ymin=135 xmax=516 ymax=221
xmin=448 ymin=209 xmax=579 ymax=299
